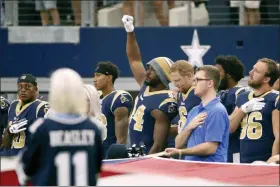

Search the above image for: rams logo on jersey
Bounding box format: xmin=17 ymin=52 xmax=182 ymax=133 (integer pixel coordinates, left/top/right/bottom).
xmin=120 ymin=94 xmax=129 ymax=104
xmin=168 ymin=103 xmax=176 ymax=113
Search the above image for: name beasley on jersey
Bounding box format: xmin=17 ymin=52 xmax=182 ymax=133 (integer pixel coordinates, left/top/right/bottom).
xmin=49 ymin=130 xmax=95 ymax=147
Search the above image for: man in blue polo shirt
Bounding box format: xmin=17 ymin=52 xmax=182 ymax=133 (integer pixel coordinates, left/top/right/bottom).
xmin=165 ymin=65 xmax=229 ymax=162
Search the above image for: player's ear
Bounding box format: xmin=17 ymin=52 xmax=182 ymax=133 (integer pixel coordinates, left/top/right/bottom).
xmin=107 ymin=75 xmax=113 ymax=83
xmin=34 ymin=86 xmax=38 ymax=92
xmin=263 ymin=76 xmax=271 ymax=84
xmin=186 ymin=72 xmax=192 ymax=79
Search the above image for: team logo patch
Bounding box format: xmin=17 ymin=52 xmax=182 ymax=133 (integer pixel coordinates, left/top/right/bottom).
xmin=168 ymin=103 xmax=176 ymax=113
xmin=120 ymin=94 xmax=129 ymax=103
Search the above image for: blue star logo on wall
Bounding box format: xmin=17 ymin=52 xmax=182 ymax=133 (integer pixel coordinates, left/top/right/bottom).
xmin=180 ymin=29 xmax=211 ymax=67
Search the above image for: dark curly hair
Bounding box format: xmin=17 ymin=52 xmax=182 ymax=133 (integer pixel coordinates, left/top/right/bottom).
xmin=97 ymin=61 xmax=120 ymax=83
xmin=215 ymin=55 xmax=245 ymax=82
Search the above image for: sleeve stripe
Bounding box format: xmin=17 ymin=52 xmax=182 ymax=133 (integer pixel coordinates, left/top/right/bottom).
xmin=36 ymin=101 xmax=48 ymax=117
xmin=159 ymin=98 xmax=176 ymax=108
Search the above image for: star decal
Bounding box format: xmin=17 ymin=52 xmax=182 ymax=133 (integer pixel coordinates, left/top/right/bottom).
xmin=180 ymin=29 xmax=211 ymax=67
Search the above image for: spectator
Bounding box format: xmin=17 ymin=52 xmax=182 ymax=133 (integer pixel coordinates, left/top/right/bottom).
xmin=165 ymin=65 xmax=229 ymax=162
xmin=72 ymin=0 xmax=81 ymax=25
xmin=244 ymin=0 xmax=261 ymax=25
xmin=35 ymin=0 xmax=60 ymax=26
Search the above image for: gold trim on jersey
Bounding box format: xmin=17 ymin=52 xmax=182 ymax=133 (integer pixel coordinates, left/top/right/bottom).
xmin=181 ymin=86 xmax=195 ymax=101
xmin=159 ymin=98 xmax=176 ymax=108
xmin=36 ymin=101 xmax=48 ymax=117
xmin=100 ymin=90 xmax=116 ymax=100
xmin=15 ymin=99 xmax=39 ymax=116
xmin=143 ymin=86 xmax=170 ymax=96
xmin=110 ymin=90 xmax=132 ymax=112
xmin=248 ymin=90 xmax=273 ymax=100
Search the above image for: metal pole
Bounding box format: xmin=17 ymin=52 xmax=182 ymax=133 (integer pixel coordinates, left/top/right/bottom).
xmin=239 ymin=1 xmax=245 ymax=25
xmin=187 ymin=1 xmax=192 ymax=25
xmin=89 ymin=0 xmax=95 ymax=27
xmin=0 ymin=0 xmax=2 ymax=27
xmin=81 ymin=0 xmax=87 ymax=27
xmin=12 ymin=0 xmax=18 ymax=26
xmin=135 ymin=0 xmax=140 ymax=27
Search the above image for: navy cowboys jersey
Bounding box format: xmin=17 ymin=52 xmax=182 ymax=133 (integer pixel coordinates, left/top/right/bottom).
xmin=129 ymin=85 xmax=178 ymax=153
xmin=218 ymin=86 xmax=250 ymax=163
xmin=100 ymin=90 xmax=133 ymax=155
xmin=2 ymin=99 xmax=49 ymax=156
xmin=17 ymin=116 xmax=103 ymax=186
xmin=236 ymin=90 xmax=279 ymax=163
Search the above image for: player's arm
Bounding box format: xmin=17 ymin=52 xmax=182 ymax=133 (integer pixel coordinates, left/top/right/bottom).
xmin=149 ymin=110 xmax=170 ymax=154
xmin=169 ymin=125 xmax=178 ymax=137
xmin=272 ymin=109 xmax=279 ymax=156
xmin=1 ymin=128 xmax=13 ymax=148
xmin=114 ymin=107 xmax=130 ymax=144
xmin=123 ymin=15 xmax=146 ymax=87
xmin=229 ymin=106 xmax=245 ymax=133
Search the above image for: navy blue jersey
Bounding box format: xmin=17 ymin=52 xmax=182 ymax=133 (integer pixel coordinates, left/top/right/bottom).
xmin=218 ymin=86 xmax=250 ymax=163
xmin=167 ymin=87 xmax=200 ymax=148
xmin=3 ymin=99 xmax=49 ymax=156
xmin=0 ymin=96 xmax=10 ymax=136
xmin=100 ymin=90 xmax=133 ymax=154
xmin=176 ymin=87 xmax=201 ymax=133
xmin=129 ymin=85 xmax=178 ymax=153
xmin=17 ymin=116 xmax=103 ymax=186
xmin=236 ymin=90 xmax=279 ymax=163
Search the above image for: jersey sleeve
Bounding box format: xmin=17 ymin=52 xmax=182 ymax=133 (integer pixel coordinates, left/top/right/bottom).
xmin=36 ymin=101 xmax=50 ymax=118
xmin=158 ymin=98 xmax=178 ymax=120
xmin=1 ymin=96 xmax=10 ymax=112
xmin=111 ymin=91 xmax=133 ymax=113
xmin=205 ymin=109 xmax=229 ymax=143
xmin=236 ymin=92 xmax=249 ymax=108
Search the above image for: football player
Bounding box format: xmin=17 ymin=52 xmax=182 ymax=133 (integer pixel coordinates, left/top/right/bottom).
xmin=16 ymin=68 xmax=103 ymax=186
xmin=122 ymin=15 xmax=177 ymax=154
xmin=1 ymin=74 xmax=49 ymax=156
xmin=230 ymin=58 xmax=279 ymax=163
xmin=168 ymin=60 xmax=201 ymax=148
xmin=93 ymin=61 xmax=133 ymax=157
xmin=215 ymin=55 xmax=249 ymax=163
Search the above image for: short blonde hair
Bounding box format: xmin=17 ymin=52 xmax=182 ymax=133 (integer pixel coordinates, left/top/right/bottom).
xmin=49 ymin=68 xmax=87 ymax=115
xmin=170 ymin=60 xmax=194 ymax=76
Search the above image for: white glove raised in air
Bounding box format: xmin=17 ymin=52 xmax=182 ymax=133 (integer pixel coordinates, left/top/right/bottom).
xmin=9 ymin=120 xmax=28 ymax=134
xmin=122 ymin=15 xmax=134 ymax=33
xmin=241 ymin=98 xmax=265 ymax=113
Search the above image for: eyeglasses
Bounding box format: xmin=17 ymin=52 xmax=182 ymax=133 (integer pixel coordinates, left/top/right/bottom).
xmin=193 ymin=78 xmax=211 ymax=84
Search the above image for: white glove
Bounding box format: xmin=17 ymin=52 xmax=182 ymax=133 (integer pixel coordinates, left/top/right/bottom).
xmin=241 ymin=98 xmax=265 ymax=113
xmin=9 ymin=120 xmax=28 ymax=134
xmin=122 ymin=15 xmax=134 ymax=33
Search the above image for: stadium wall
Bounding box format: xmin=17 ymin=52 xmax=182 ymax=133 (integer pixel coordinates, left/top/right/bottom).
xmin=0 ymin=26 xmax=279 ymax=91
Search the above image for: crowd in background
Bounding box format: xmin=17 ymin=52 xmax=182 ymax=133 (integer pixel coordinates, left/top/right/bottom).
xmin=1 ymin=0 xmax=280 ymax=26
